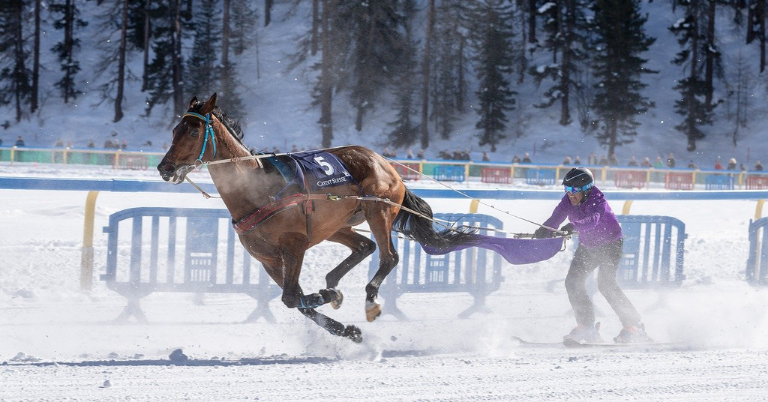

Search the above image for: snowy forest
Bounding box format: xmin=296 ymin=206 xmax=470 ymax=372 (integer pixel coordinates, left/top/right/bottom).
xmin=0 ymin=0 xmax=766 ymax=159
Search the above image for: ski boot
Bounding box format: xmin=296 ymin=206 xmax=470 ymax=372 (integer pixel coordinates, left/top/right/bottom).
xmin=613 ymin=323 xmax=653 ymax=344
xmin=563 ymin=322 xmax=603 ymax=344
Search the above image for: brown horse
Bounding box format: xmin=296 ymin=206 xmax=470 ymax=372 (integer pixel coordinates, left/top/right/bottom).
xmin=157 ymin=94 xmax=476 ymax=342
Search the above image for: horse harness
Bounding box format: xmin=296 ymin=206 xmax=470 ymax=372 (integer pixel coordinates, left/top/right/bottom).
xmin=231 ymin=179 xmax=357 ymax=242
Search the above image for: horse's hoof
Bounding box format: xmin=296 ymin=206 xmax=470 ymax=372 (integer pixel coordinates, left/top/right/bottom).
xmin=365 ymin=301 xmax=382 ymax=322
xmin=330 ymin=289 xmax=344 ymax=310
xmin=343 ymin=325 xmax=363 ymax=343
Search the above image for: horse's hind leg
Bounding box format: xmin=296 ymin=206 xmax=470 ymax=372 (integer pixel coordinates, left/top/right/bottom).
xmin=364 ymin=210 xmax=400 ymax=322
xmin=324 ymin=228 xmax=377 ymax=309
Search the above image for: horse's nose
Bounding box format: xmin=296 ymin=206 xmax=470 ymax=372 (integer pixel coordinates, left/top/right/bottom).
xmin=157 ymin=161 xmax=175 ymax=181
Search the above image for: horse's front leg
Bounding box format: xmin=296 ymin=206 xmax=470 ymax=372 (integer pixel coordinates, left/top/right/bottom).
xmin=276 ymin=234 xmax=307 ymax=309
xmin=290 ymin=288 xmax=345 ymax=309
xmin=298 ymin=307 xmax=362 ymax=343
xmin=244 ymin=236 xmax=363 ymax=343
xmin=282 ymin=283 xmax=361 ymax=342
xmin=277 ymin=233 xmax=344 ymax=310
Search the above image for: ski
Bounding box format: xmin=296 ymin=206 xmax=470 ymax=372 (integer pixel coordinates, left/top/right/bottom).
xmin=513 ymin=336 xmax=685 ymax=349
xmin=510 ymin=336 xmax=564 ymax=348
xmin=562 ymin=338 xmax=682 ymax=348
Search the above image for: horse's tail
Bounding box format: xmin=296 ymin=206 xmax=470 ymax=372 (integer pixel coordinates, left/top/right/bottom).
xmin=392 ymin=188 xmax=478 ymax=249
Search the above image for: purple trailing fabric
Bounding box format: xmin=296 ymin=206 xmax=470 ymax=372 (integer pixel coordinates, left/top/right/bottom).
xmin=421 ymin=235 xmax=565 ymax=265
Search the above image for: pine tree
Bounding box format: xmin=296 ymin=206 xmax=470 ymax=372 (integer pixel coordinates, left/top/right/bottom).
xmin=419 ymin=0 xmax=435 ymax=149
xmin=144 ymin=0 xmax=174 ymax=115
xmin=430 ymin=0 xmax=469 ymax=141
xmin=703 ymin=0 xmax=722 ymax=107
xmin=31 ymin=0 xmax=41 ymax=113
xmin=50 ymin=0 xmax=88 ymax=103
xmin=729 ymin=50 xmax=751 ymax=146
xmin=93 ymin=0 xmax=132 ymax=122
xmin=229 ymin=0 xmax=258 ymax=56
xmin=126 ymin=0 xmax=150 ymax=51
xmin=527 ymin=0 xmax=539 ymax=47
xmin=469 ymin=0 xmax=517 ymax=152
xmin=217 ymin=0 xmax=252 ymax=121
xmin=341 ymin=0 xmax=404 ymax=132
xmin=669 ymin=0 xmax=713 ymax=151
xmin=388 ymin=0 xmax=419 ymax=148
xmin=0 ymin=0 xmax=32 ymax=122
xmin=185 ymin=0 xmax=221 ymax=100
xmin=746 ymin=0 xmax=766 ymax=72
xmin=529 ymin=0 xmax=590 ymax=126
xmin=589 ymin=0 xmax=656 ymax=157
xmin=145 ymin=0 xmax=184 ymax=116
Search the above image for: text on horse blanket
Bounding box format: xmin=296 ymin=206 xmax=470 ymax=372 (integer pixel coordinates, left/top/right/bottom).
xmin=291 ymin=151 xmax=356 ymax=192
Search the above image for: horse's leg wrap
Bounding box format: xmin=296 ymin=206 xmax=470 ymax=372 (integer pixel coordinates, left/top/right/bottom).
xmin=297 ymin=288 xmax=343 ymax=309
xmin=298 ymin=293 xmax=325 ymax=309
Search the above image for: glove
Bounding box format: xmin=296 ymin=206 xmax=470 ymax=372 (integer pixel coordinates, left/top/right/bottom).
xmin=559 ymin=223 xmax=575 ymax=235
xmin=533 ymin=227 xmax=552 ymax=239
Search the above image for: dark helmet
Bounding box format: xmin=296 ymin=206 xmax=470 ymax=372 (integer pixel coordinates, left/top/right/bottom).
xmin=563 ymin=167 xmax=594 ymax=193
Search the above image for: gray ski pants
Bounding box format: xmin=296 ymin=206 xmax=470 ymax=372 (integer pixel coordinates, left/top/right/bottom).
xmin=565 ymin=239 xmax=642 ymax=327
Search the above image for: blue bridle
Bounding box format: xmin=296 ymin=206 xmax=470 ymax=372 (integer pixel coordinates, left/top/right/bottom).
xmin=183 ymin=111 xmax=217 ymax=163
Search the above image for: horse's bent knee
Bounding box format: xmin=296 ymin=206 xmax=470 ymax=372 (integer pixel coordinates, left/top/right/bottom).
xmin=381 ymin=251 xmax=399 ymax=269
xmin=359 ymin=239 xmax=377 ymax=256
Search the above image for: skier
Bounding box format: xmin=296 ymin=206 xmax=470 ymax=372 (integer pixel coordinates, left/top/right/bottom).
xmin=533 ymin=167 xmax=652 ymax=344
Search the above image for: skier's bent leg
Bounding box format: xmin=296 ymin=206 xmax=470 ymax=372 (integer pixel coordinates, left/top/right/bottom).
xmin=596 ymin=239 xmax=641 ymax=326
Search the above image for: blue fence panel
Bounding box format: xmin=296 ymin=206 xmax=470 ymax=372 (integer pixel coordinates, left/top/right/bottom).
xmin=101 ymin=207 xmax=280 ymax=322
xmin=747 ymin=217 xmax=768 ymax=286
xmin=705 ymin=174 xmax=734 ymax=190
xmin=368 ymin=213 xmax=505 ymax=320
xmin=616 ymin=215 xmax=687 ymax=287
xmin=185 ymin=216 xmax=219 ymax=283
xmin=433 ymin=165 xmax=466 ymax=182
xmin=573 ymin=215 xmax=686 ymax=288
xmin=525 ymin=169 xmax=557 ymax=186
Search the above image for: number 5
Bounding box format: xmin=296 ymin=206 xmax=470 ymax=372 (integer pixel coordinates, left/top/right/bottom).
xmin=314 ymin=156 xmax=334 ymax=175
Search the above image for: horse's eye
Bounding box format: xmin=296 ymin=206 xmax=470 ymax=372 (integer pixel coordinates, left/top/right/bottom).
xmin=187 ymin=122 xmax=200 ymax=138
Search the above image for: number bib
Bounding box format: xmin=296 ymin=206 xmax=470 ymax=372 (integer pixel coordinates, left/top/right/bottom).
xmin=292 ymin=151 xmax=356 ymax=190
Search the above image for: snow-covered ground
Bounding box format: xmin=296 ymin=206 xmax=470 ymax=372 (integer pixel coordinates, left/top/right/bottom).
xmin=2 ymin=163 xmax=768 ymax=401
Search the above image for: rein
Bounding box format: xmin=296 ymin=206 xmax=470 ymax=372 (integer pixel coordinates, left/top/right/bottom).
xmin=174 ymin=114 xmax=562 ymax=238
xmin=388 ymin=159 xmax=567 ymax=236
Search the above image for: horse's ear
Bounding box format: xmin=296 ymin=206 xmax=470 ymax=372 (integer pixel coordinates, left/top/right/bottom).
xmin=201 ymin=93 xmax=217 ymax=114
xmin=188 ymin=96 xmax=198 ymax=109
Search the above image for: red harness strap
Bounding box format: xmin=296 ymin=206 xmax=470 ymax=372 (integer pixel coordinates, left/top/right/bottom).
xmin=232 ymin=193 xmax=331 ymax=235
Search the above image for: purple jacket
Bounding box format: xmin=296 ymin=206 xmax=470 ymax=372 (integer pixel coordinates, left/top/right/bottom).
xmin=542 ymin=187 xmax=622 ymax=248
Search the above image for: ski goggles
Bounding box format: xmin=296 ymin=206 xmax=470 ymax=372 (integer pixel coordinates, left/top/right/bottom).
xmin=564 ymin=182 xmax=593 ymax=194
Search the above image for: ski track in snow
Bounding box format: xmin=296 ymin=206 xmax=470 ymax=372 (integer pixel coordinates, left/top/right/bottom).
xmin=2 ymin=165 xmax=768 ymax=401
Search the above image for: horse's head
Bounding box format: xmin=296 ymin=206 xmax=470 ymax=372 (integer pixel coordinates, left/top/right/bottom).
xmin=158 ymin=93 xmax=219 ymax=183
